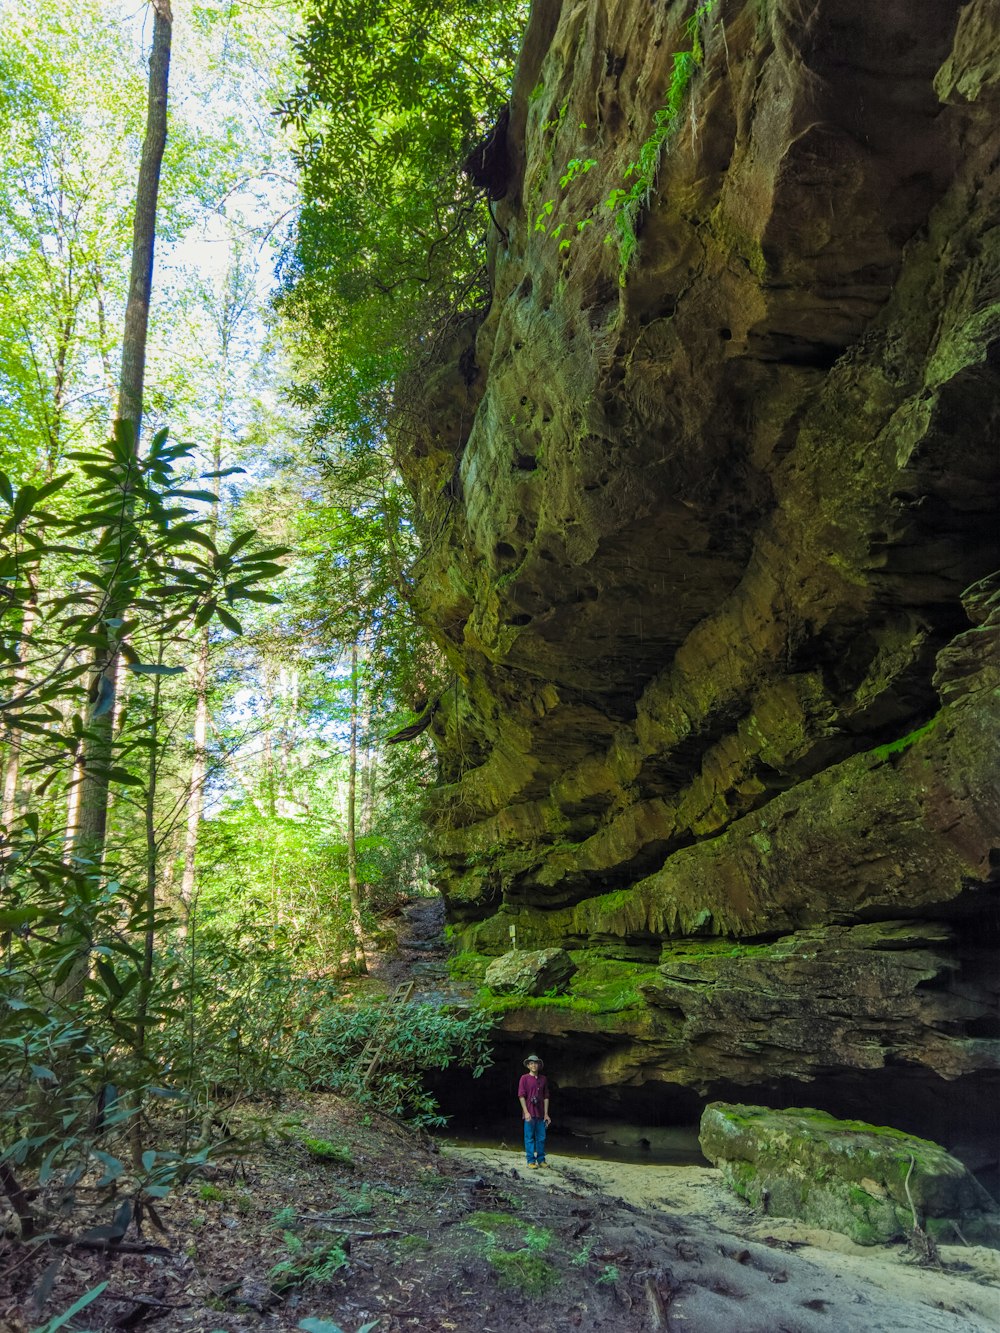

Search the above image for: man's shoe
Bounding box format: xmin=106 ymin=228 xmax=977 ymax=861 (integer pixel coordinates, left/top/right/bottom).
xmin=537 ymin=1161 xmax=546 ymax=1168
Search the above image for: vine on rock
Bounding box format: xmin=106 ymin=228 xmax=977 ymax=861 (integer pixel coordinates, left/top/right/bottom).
xmin=535 ymin=0 xmax=719 ymax=282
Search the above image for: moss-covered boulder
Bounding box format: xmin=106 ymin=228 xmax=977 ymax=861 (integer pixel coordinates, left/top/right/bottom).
xmin=699 ymin=1103 xmax=1000 ymax=1247
xmin=483 ymin=948 xmax=576 ymax=997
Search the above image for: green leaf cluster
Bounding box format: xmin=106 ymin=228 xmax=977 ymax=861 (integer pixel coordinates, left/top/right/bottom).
xmin=278 ymin=0 xmax=524 ymax=443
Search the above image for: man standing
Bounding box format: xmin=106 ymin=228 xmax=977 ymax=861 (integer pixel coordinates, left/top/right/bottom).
xmin=518 ymin=1054 xmax=551 ymax=1168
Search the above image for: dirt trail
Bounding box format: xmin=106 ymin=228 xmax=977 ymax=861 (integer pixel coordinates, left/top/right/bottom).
xmin=369 ymin=895 xmax=471 ymax=1007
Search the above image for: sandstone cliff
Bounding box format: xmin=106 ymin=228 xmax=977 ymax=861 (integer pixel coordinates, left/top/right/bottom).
xmin=397 ymin=0 xmax=1000 ymax=1133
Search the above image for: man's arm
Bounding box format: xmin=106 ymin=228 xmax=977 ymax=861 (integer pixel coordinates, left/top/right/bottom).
xmin=543 ymin=1094 xmax=551 ymax=1125
xmin=519 ymin=1096 xmax=531 ymax=1121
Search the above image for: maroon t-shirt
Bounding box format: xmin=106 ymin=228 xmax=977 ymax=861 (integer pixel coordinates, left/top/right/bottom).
xmin=518 ymin=1072 xmax=549 ymax=1118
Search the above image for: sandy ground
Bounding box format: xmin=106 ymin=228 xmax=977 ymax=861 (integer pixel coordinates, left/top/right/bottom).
xmin=449 ymin=1144 xmax=1000 ymax=1332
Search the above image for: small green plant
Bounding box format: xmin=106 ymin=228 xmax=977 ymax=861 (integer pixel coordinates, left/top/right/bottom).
xmin=605 ymin=0 xmax=717 ymax=278
xmin=467 ymin=1216 xmax=556 ymax=1294
xmin=336 ymin=1182 xmax=374 ymax=1216
xmin=198 ymin=1182 xmax=225 ymax=1202
xmin=465 ymin=1210 xmax=519 ymax=1232
xmin=270 ymin=1235 xmax=349 ymax=1290
xmin=489 ymin=1248 xmax=558 ymax=1295
xmin=271 ymin=1204 xmax=299 ymax=1229
xmin=398 ymin=1231 xmax=432 ymax=1252
xmin=529 ymin=2 xmax=718 ymax=276
xmin=597 ymin=1263 xmax=621 ymax=1285
xmin=299 ymin=1135 xmax=354 ymax=1165
xmin=571 ymin=1239 xmax=593 ymax=1266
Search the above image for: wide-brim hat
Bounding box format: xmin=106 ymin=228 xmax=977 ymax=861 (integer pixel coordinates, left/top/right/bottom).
xmin=523 ymin=1054 xmax=544 ymax=1069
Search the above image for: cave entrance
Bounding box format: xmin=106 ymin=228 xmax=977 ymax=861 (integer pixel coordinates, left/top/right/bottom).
xmin=426 ymin=1051 xmax=1000 ymax=1200
xmin=425 ymin=1057 xmax=711 ymax=1167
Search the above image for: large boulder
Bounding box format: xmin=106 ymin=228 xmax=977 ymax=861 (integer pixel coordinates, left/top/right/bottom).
xmin=483 ymin=948 xmax=576 ymax=997
xmin=699 ymin=1103 xmax=1000 ymax=1247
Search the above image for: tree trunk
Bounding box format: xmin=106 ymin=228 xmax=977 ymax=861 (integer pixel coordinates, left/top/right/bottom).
xmin=179 ymin=633 xmax=210 ymax=906
xmin=179 ymin=260 xmax=244 ymax=903
xmin=346 ymin=640 xmax=367 ymax=974
xmin=116 ymin=0 xmax=172 ymax=438
xmin=130 ymin=636 xmax=165 ymax=1166
xmin=1 ymin=601 xmax=36 ymax=830
xmin=74 ymin=0 xmax=172 ymax=864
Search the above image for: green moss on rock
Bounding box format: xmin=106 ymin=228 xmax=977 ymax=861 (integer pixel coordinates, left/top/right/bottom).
xmin=700 ymin=1103 xmax=1000 ymax=1247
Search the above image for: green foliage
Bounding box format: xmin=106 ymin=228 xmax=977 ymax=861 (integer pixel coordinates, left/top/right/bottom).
xmin=605 ymin=0 xmax=717 ymax=278
xmin=489 ymin=1248 xmax=558 ymax=1294
xmin=298 ymin=1135 xmax=354 ymax=1165
xmin=868 ymin=716 xmax=939 ymax=762
xmin=533 ymin=1 xmax=718 ymax=278
xmin=0 ymin=429 xmax=284 ymax=1240
xmin=271 ymin=1233 xmax=350 ymax=1290
xmin=279 ymin=0 xmax=525 ymax=445
xmin=464 ymin=1215 xmax=556 ymax=1294
xmin=596 ymin=1264 xmax=621 ymax=1285
xmin=292 ymin=999 xmax=493 ymax=1126
xmin=0 ymin=427 xmax=284 ymax=750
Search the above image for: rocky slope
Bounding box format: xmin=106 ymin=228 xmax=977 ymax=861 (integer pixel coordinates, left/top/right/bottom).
xmin=396 ymin=0 xmax=1000 ymax=1136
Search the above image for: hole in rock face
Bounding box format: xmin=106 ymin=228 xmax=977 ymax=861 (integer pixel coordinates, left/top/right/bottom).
xmin=513 ymin=453 xmax=538 ymax=471
xmin=719 ymin=326 xmax=732 ymax=340
xmin=495 ymin=541 xmax=517 ymax=562
xmin=507 ymin=613 xmax=533 ymax=627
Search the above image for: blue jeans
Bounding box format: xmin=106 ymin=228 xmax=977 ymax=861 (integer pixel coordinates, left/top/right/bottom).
xmin=524 ymin=1116 xmax=546 ymax=1163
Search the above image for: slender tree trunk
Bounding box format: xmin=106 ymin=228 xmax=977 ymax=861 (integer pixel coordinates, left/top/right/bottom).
xmin=92 ymin=264 xmax=119 ymax=429
xmin=1 ymin=601 xmax=37 ymax=830
xmin=130 ymin=639 xmax=164 ymax=1167
xmin=74 ymin=0 xmax=172 ymax=864
xmin=116 ymin=1 xmax=171 ymax=437
xmin=261 ymin=669 xmax=277 ymax=819
xmin=346 ymin=641 xmax=366 ymax=974
xmin=179 ymin=635 xmax=209 ymax=906
xmin=63 ymin=737 xmax=85 ymax=859
xmin=179 ymin=264 xmax=243 ymax=902
xmin=361 ymin=694 xmax=377 ymax=837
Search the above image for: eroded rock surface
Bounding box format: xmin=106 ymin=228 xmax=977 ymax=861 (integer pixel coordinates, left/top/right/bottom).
xmin=396 ymin=0 xmax=1000 ymax=1128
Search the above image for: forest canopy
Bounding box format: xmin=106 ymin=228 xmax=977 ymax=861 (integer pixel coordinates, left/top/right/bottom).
xmin=277 ymin=0 xmax=525 ymax=445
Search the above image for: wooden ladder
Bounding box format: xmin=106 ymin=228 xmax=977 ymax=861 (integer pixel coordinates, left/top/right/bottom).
xmin=357 ymin=981 xmax=415 ymax=1086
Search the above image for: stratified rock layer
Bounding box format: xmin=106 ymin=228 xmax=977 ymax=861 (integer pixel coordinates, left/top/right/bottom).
xmin=396 ymin=1 xmax=1000 ymax=1127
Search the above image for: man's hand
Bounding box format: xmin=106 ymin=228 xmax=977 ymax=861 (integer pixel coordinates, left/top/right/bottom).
xmin=544 ymin=1115 xmax=551 ymax=1125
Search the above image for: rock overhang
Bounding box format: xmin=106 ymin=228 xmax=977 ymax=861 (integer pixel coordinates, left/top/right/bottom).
xmin=396 ymin=0 xmax=1000 ymax=1141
